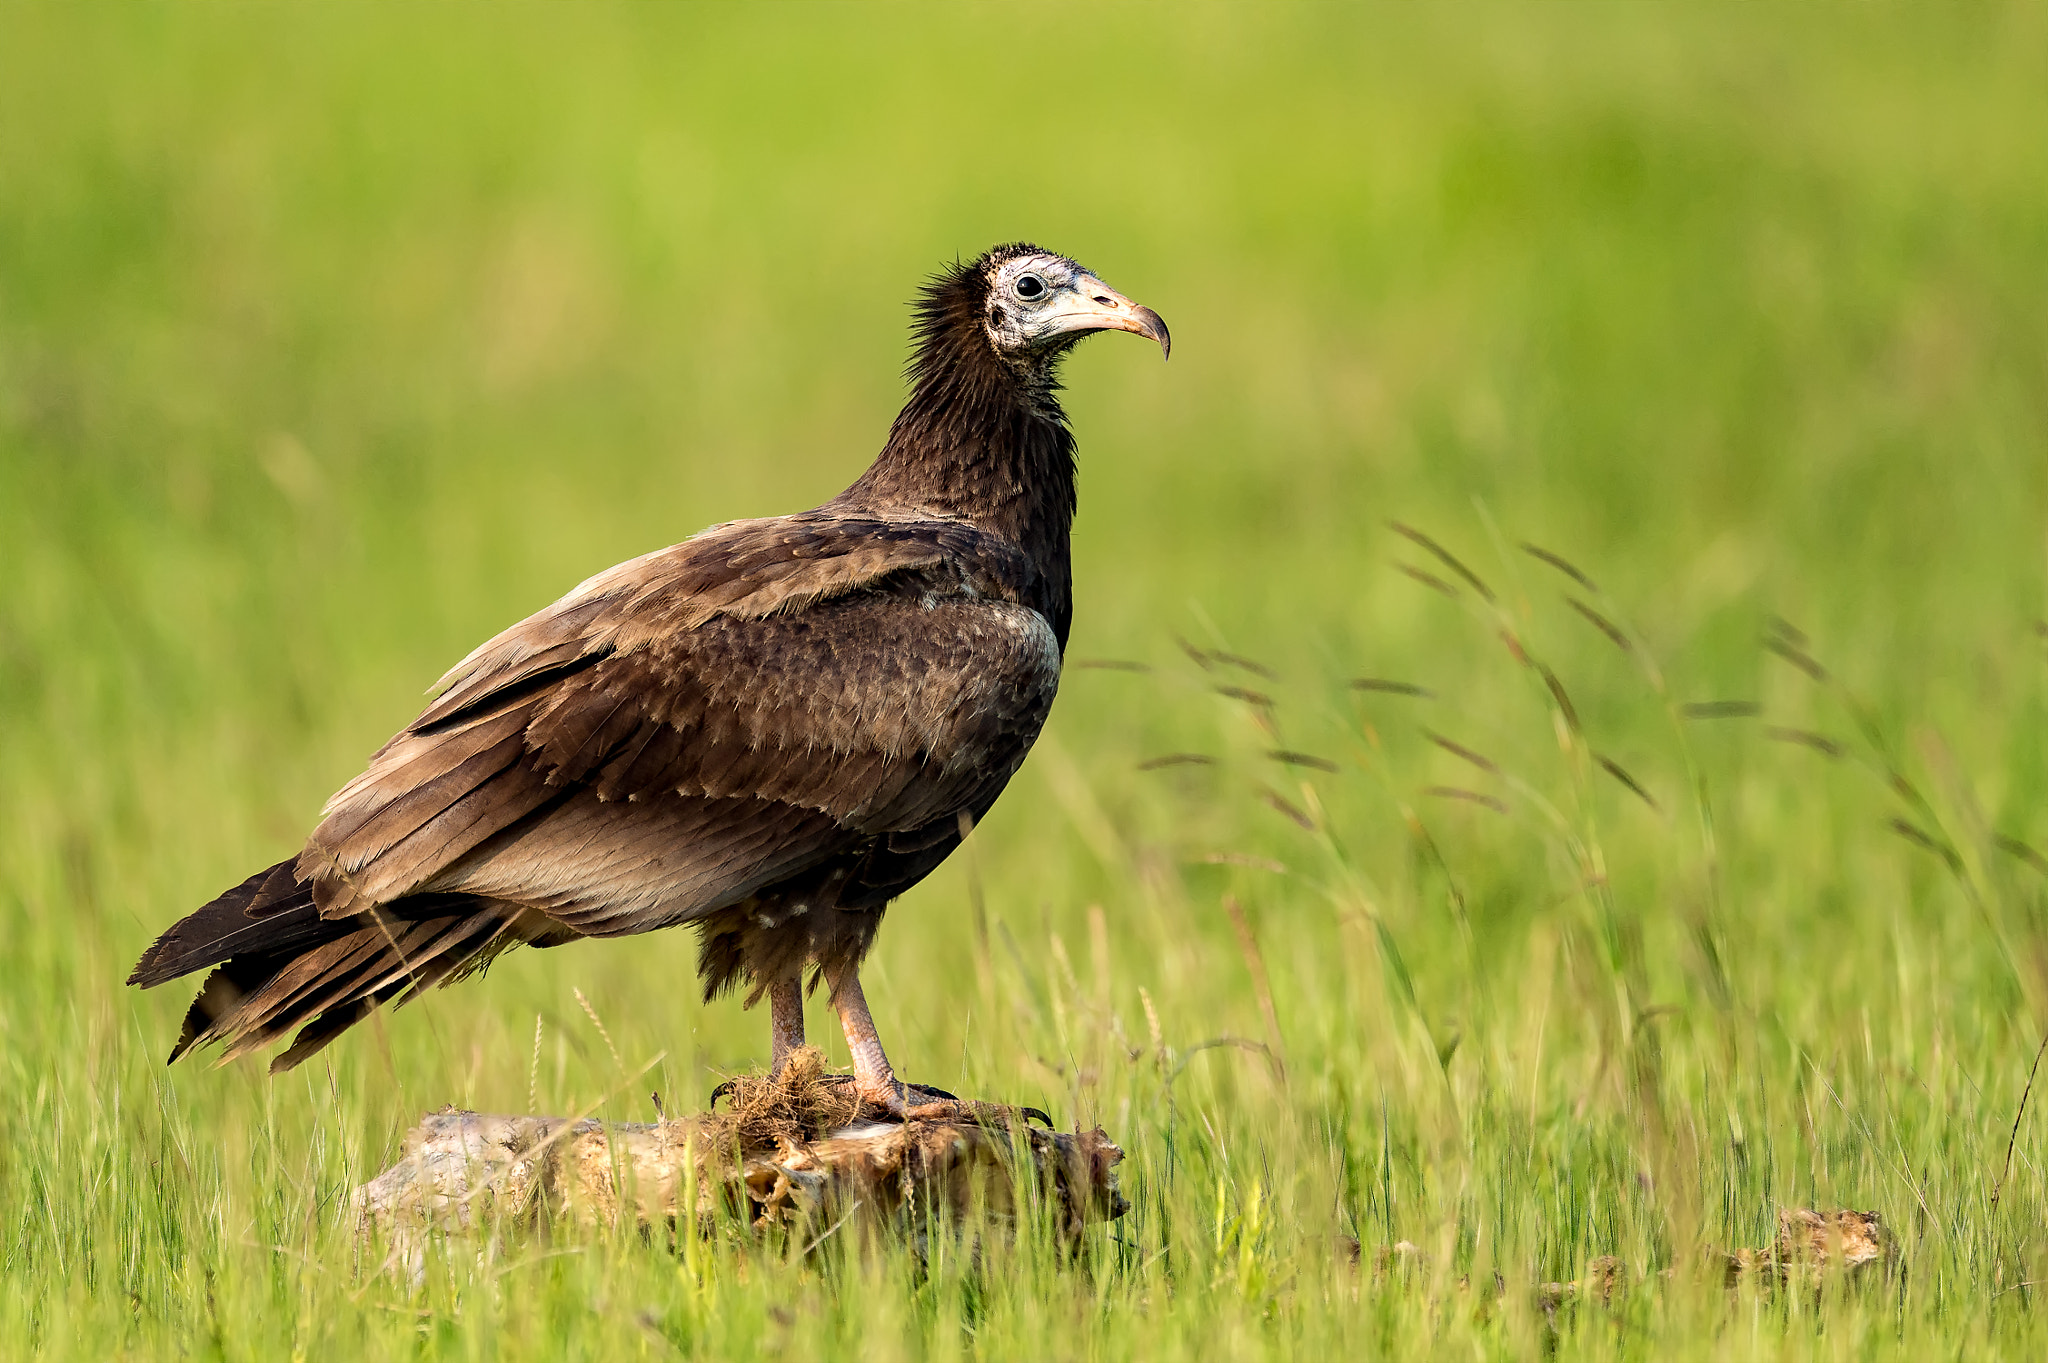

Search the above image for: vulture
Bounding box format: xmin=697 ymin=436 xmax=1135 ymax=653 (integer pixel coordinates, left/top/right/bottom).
xmin=129 ymin=243 xmax=1168 ymax=1114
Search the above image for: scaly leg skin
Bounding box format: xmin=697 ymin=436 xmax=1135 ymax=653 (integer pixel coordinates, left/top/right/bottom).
xmin=768 ymin=974 xmax=805 ymax=1078
xmin=828 ymin=965 xmax=955 ymax=1120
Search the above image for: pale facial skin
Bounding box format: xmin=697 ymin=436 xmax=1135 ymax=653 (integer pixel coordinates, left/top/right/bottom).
xmin=981 ymin=252 xmax=1171 ymax=362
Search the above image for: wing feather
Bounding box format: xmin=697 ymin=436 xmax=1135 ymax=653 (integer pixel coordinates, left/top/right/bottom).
xmin=291 ymin=513 xmax=1056 ymax=946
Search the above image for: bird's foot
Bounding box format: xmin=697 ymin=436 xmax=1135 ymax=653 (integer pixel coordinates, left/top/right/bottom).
xmin=827 ymin=1074 xmax=959 ymax=1121
xmin=829 ymin=1075 xmax=1052 ymax=1128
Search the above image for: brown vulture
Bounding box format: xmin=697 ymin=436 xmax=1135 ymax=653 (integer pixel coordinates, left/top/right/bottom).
xmin=128 ymin=243 xmax=1168 ymax=1114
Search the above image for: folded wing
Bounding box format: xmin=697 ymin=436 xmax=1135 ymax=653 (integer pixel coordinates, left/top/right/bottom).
xmin=303 ymin=513 xmax=1056 ymax=931
xmin=133 ymin=511 xmax=1060 ymax=1068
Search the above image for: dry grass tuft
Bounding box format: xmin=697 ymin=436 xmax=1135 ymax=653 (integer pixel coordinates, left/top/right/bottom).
xmin=700 ymin=1047 xmax=868 ymax=1158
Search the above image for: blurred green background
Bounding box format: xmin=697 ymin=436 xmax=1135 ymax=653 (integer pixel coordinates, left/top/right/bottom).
xmin=3 ymin=5 xmax=2047 ymax=1358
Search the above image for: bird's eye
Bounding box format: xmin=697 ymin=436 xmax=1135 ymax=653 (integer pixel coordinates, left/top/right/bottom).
xmin=1013 ymin=273 xmax=1046 ymax=301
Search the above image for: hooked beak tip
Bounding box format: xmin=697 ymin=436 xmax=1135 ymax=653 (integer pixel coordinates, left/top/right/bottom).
xmin=1134 ymin=306 xmax=1170 ymax=361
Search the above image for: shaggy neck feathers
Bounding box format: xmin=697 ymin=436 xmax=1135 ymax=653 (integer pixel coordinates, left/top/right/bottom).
xmin=835 ymin=254 xmax=1078 ymax=640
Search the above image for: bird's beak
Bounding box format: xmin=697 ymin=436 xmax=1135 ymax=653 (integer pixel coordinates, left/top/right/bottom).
xmin=1039 ymin=273 xmax=1171 ymax=360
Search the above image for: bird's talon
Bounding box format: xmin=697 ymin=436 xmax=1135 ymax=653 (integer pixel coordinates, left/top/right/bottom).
xmin=851 ymin=1082 xmax=911 ymax=1118
xmin=902 ymin=1100 xmax=964 ymax=1122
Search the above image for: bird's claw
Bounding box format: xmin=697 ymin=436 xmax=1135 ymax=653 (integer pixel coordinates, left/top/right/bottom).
xmin=850 ymin=1079 xmax=915 ymax=1118
xmin=855 ymin=1084 xmax=1054 ymax=1130
xmin=818 ymin=1074 xmax=957 ymax=1103
xmin=847 ymin=1079 xmax=977 ymax=1122
xmin=754 ymin=1072 xmax=1039 ymax=1126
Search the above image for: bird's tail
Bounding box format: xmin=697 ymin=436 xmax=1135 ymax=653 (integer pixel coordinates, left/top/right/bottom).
xmin=130 ymin=859 xmax=541 ymax=1072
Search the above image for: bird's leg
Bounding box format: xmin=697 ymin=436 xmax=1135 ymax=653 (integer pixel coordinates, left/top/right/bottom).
xmin=767 ymin=973 xmax=805 ymax=1079
xmin=826 ymin=965 xmax=904 ymax=1113
xmin=827 ymin=965 xmax=961 ymax=1120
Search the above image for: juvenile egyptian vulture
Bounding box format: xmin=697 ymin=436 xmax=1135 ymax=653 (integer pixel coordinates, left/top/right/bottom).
xmin=129 ymin=243 xmax=1168 ymax=1114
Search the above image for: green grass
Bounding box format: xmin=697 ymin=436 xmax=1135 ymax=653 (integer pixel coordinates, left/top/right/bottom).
xmin=4 ymin=4 xmax=2048 ymax=1358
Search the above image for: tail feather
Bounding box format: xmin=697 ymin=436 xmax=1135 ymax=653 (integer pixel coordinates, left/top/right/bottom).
xmin=128 ymin=860 xmax=329 ymax=988
xmin=135 ymin=859 xmax=563 ymax=1072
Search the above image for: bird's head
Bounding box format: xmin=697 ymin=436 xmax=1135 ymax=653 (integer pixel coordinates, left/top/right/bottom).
xmin=974 ymin=243 xmax=1170 ymax=365
xmin=881 ymin=243 xmax=1165 ymax=505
